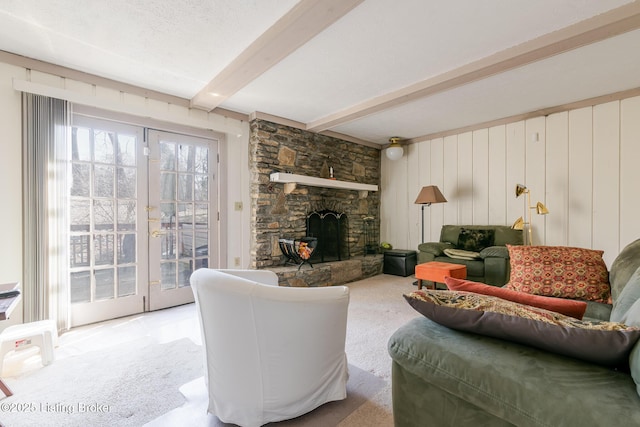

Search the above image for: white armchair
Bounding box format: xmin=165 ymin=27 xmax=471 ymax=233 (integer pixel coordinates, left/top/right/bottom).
xmin=190 ymin=268 xmax=350 ymax=427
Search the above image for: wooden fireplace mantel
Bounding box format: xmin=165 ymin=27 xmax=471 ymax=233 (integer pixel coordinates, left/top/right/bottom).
xmin=269 ymin=172 xmax=378 ymax=198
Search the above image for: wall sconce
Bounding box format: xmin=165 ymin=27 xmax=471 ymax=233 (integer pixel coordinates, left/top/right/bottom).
xmin=511 ymin=184 xmax=549 ymax=245
xmin=414 ymin=185 xmax=447 ymax=243
xmin=385 ymin=137 xmax=404 ymax=161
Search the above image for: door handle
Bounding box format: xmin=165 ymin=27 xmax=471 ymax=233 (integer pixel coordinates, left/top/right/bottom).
xmin=150 ymin=230 xmax=166 ymax=238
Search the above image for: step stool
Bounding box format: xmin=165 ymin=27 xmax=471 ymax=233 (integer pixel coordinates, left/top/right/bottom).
xmin=0 ymin=319 xmax=58 ymax=374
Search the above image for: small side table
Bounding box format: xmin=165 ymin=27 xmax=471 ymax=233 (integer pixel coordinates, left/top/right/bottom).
xmin=415 ymin=261 xmax=467 ymax=290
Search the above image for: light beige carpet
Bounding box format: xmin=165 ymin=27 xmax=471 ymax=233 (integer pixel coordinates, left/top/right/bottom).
xmin=336 ymin=274 xmax=418 ymax=427
xmin=148 ymin=274 xmax=419 ymax=427
xmin=0 ymin=337 xmax=203 ymax=427
xmin=0 ymin=273 xmax=419 ymax=427
xmin=146 ymin=364 xmax=387 ymax=427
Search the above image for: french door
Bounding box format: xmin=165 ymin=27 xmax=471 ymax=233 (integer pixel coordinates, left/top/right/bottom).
xmin=68 ymin=116 xmax=218 ymax=326
xmin=147 ymin=130 xmax=218 ymax=311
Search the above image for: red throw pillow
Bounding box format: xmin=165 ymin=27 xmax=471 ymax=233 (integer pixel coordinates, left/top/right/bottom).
xmin=445 ymin=277 xmax=587 ymax=319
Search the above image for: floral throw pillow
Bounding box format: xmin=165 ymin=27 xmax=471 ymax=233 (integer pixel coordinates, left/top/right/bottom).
xmin=404 ymin=289 xmax=640 ymax=367
xmin=505 ymin=245 xmax=611 ymax=303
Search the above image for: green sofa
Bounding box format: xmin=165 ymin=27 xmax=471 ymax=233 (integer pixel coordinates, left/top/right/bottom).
xmin=388 ymin=238 xmax=640 ymax=427
xmin=417 ymin=225 xmax=524 ymax=287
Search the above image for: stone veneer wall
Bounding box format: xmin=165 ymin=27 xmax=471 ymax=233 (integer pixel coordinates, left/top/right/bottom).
xmin=249 ymin=119 xmax=381 ymax=272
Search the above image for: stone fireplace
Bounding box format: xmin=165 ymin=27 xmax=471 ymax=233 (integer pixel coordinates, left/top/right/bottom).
xmin=249 ymin=119 xmax=383 ymax=285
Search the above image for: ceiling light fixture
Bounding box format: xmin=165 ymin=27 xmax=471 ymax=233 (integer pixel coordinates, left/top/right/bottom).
xmin=385 ymin=137 xmax=404 ymax=161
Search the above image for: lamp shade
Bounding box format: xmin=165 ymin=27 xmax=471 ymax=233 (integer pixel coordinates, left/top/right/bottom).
xmin=515 ymin=184 xmax=527 ymax=197
xmin=385 ymin=137 xmax=404 ymax=161
xmin=414 ymin=185 xmax=447 ymax=206
xmin=511 ymin=216 xmax=525 ymax=230
xmin=536 ymin=202 xmax=549 ymax=215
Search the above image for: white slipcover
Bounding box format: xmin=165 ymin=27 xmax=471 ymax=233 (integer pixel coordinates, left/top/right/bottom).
xmin=190 ymin=268 xmax=350 ymax=427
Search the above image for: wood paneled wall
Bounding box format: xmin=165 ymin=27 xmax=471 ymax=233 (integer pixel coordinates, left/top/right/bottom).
xmin=381 ymin=95 xmax=640 ymax=267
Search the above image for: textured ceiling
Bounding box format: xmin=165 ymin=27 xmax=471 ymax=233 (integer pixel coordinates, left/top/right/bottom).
xmin=1 ymin=0 xmax=639 ymax=145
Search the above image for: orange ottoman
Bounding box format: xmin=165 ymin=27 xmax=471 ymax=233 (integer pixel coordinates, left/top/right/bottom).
xmin=415 ymin=261 xmax=467 ymax=290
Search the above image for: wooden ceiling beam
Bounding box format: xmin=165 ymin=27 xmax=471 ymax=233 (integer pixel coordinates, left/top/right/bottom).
xmin=306 ymin=1 xmax=640 ymax=133
xmin=190 ymin=0 xmax=364 ymax=111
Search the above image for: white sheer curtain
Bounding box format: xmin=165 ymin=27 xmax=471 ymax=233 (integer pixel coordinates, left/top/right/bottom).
xmin=22 ymin=93 xmax=71 ymax=331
